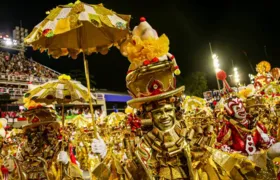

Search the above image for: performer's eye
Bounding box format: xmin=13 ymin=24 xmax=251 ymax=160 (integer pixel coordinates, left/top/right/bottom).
xmin=166 ymin=108 xmax=172 ymax=112
xmin=157 ymin=111 xmax=163 ymax=115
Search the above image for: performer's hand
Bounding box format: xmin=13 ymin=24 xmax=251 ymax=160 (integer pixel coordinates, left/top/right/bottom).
xmin=91 ymin=134 xmax=107 ymax=158
xmin=267 ymin=142 xmax=280 ymax=160
xmin=57 ymin=151 xmax=69 ymax=164
xmin=260 ymin=132 xmax=270 ymax=143
xmin=76 ymin=160 xmax=81 ymax=168
xmin=3 ymin=158 xmax=15 ymax=172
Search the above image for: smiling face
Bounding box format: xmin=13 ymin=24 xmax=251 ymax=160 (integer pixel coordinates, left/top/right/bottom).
xmin=151 ymin=103 xmax=176 ymax=131
xmin=225 ymin=97 xmax=247 ymax=120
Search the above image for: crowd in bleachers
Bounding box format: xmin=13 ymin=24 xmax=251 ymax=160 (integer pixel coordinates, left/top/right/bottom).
xmin=0 ymin=51 xmax=59 ymax=83
xmin=1 ymin=111 xmax=21 ymax=118
xmin=56 ymin=107 xmax=104 ymax=119
xmin=0 ymin=108 xmax=26 ymax=122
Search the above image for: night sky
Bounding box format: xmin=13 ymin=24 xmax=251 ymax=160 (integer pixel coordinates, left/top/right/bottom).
xmin=0 ymin=0 xmax=279 ymax=92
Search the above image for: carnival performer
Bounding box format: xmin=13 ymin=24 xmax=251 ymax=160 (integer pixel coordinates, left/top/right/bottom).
xmin=92 ymin=17 xmax=195 ymax=180
xmin=214 ymin=70 xmax=277 ymax=179
xmin=2 ymin=105 xmax=82 ymax=180
xmin=58 ymin=124 xmax=84 ymax=180
xmin=238 ymin=84 xmax=274 ymax=137
xmin=260 ymin=76 xmax=280 ymax=140
xmin=182 ymin=96 xmax=232 ymax=180
xmin=254 ymin=61 xmax=274 ymax=89
xmin=90 ymin=108 xmax=141 ymax=179
xmin=183 ymin=96 xmax=215 ymax=147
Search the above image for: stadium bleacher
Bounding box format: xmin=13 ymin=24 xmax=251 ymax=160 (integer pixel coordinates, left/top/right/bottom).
xmin=0 ymin=51 xmax=61 ymax=121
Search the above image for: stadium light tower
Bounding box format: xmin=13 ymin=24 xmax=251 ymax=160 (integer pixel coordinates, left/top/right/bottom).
xmin=212 ymin=54 xmax=221 ymax=72
xmin=13 ymin=24 xmax=28 ymax=49
xmin=209 ymin=42 xmax=221 ymax=90
xmin=233 ymin=67 xmax=240 ymax=86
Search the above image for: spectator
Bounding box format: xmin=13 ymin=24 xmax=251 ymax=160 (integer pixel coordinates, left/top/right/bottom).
xmin=0 ymin=51 xmax=59 ymax=82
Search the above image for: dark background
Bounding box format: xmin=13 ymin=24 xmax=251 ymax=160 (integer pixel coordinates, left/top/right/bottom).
xmin=0 ymin=0 xmax=279 ymax=92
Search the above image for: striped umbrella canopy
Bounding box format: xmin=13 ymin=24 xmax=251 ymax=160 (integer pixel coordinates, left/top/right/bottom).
xmin=23 ymin=74 xmax=96 ymax=104
xmin=24 ymin=0 xmax=131 ymax=59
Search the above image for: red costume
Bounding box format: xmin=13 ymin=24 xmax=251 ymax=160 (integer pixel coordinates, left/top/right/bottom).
xmin=215 ymin=97 xmax=275 ymax=155
xmin=216 ymin=119 xmax=274 ymax=155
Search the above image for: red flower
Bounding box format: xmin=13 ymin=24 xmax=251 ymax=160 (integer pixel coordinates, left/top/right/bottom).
xmin=1 ymin=166 xmax=8 ymax=174
xmin=152 ymin=57 xmax=159 ymax=63
xmin=126 ymin=114 xmax=141 ymax=132
xmin=37 ymin=104 xmax=43 ymax=108
xmin=31 ymin=117 xmax=39 ymax=123
xmin=143 ymin=60 xmax=151 ymax=66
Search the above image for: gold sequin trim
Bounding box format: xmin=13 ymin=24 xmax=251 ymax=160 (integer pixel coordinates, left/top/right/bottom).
xmin=71 ymin=2 xmax=85 ymax=14
xmin=46 ymin=7 xmax=62 ymax=21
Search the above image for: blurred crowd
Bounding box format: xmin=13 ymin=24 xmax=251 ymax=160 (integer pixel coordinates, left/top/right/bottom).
xmin=0 ymin=111 xmax=21 ymax=119
xmin=56 ymin=107 xmax=105 ymax=119
xmin=0 ymin=106 xmax=105 ymax=122
xmin=0 ymin=51 xmax=59 ymax=82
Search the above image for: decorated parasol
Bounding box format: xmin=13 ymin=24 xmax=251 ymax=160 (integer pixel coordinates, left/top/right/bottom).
xmin=24 ymin=0 xmax=131 ymax=136
xmin=24 ymin=74 xmax=95 ymax=104
xmin=23 ymin=74 xmax=96 ymax=126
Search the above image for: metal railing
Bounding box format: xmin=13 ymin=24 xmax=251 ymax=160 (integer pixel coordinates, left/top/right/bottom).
xmin=0 ymin=87 xmax=28 ymax=98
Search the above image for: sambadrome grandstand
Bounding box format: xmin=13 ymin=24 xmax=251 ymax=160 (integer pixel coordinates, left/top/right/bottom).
xmin=0 ymin=34 xmax=131 ymax=127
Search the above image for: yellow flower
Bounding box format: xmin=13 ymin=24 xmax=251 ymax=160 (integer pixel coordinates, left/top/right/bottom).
xmin=125 ymin=106 xmax=133 ymax=114
xmin=238 ymin=88 xmax=252 ymax=99
xmin=124 ymin=34 xmax=170 ymax=70
xmin=58 ymin=74 xmax=71 ymax=81
xmin=23 ymin=98 xmax=41 ymax=109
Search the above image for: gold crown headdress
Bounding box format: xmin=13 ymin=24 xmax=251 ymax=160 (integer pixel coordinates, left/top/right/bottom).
xmin=121 ymin=17 xmax=184 ymax=109
xmin=22 ymin=105 xmax=59 ymax=130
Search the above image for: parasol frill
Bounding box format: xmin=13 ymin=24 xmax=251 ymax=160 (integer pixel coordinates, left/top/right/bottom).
xmin=23 ymin=75 xmax=96 ymax=104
